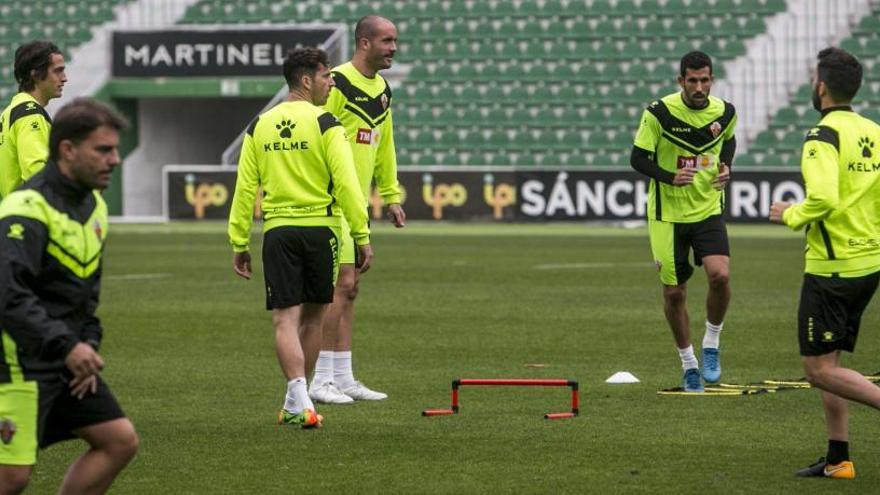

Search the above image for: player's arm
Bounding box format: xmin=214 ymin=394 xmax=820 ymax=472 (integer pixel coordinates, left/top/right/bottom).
xmin=228 ymin=120 xmax=260 ymax=253
xmin=780 ymin=127 xmax=840 ymax=229
xmin=320 ymin=113 xmax=370 ymax=243
xmin=374 ymin=112 xmax=405 ymax=226
xmin=0 ymin=214 xmax=79 ymax=360
xmin=630 ymin=108 xmax=692 ymax=185
xmin=228 ymin=120 xmax=260 ymax=279
xmin=630 ymin=146 xmax=675 ymax=184
xmin=14 ymin=114 xmax=50 ymax=179
xmin=80 ymin=265 xmax=103 ymax=351
xmin=719 ymin=110 xmax=738 ymax=168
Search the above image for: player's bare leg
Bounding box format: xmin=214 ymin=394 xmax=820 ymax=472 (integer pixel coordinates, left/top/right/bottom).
xmin=299 ymin=303 xmax=327 ymax=379
xmin=0 ymin=465 xmax=32 ymax=495
xmin=310 ymin=265 xmax=358 ymax=403
xmin=803 ymin=352 xmax=880 ymax=410
xmin=273 ymin=305 xmax=322 ymax=426
xmin=59 ymin=418 xmax=138 ymax=495
xmin=701 ymin=255 xmax=729 ymax=383
xmin=662 ymin=283 xmax=690 ymax=348
xmin=316 ymin=264 xmax=386 ymax=401
xmin=796 ymin=351 xmax=880 ymax=478
xmin=663 ymin=283 xmax=701 ymax=391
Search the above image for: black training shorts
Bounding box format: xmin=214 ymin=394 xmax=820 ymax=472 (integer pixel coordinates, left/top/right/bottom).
xmin=262 ymin=226 xmax=339 ymax=309
xmin=39 ymin=375 xmax=126 ymax=448
xmin=798 ymin=271 xmax=880 ymax=356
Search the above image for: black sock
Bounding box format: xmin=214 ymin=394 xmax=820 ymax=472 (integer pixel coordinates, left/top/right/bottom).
xmin=827 ymin=440 xmax=849 ymax=465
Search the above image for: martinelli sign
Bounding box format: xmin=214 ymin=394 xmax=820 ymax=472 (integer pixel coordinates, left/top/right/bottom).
xmin=112 ymin=27 xmax=337 ymax=77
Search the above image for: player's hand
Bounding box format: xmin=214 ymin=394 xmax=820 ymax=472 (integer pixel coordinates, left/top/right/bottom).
xmin=769 ymin=201 xmax=792 ymax=224
xmin=69 ymin=374 xmax=98 ymax=399
xmin=64 ymin=342 xmax=104 ymax=379
xmin=356 ymin=243 xmax=374 ymax=274
xmin=233 ymin=251 xmax=252 ymax=280
xmin=673 ymin=167 xmax=696 ymax=186
xmin=713 ymin=163 xmax=730 ymax=190
xmin=387 ymin=203 xmax=406 ymax=228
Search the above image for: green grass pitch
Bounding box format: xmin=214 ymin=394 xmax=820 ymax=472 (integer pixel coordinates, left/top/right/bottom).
xmin=28 ymin=223 xmax=880 ymax=493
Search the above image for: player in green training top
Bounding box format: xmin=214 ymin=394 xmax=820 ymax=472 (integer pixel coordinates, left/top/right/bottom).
xmin=309 ymin=15 xmax=405 ymax=405
xmin=0 ymin=99 xmax=137 ymax=495
xmin=771 ymin=47 xmax=880 ymax=480
xmin=630 ymin=51 xmax=736 ymax=393
xmin=228 ymin=47 xmax=373 ymax=429
xmin=0 ymin=40 xmax=67 ymax=198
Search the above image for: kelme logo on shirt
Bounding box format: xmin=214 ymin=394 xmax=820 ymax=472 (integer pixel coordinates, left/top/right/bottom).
xmin=276 ymin=119 xmax=295 ymax=139
xmin=859 ymin=136 xmax=874 ymax=158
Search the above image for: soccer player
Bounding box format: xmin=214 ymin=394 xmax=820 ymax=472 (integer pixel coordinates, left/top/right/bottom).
xmin=309 ymin=15 xmax=405 ymax=404
xmin=0 ymin=99 xmax=137 ymax=495
xmin=0 ymin=40 xmax=66 ymax=198
xmin=630 ymin=51 xmax=737 ymax=392
xmin=228 ymin=47 xmax=372 ymax=428
xmin=770 ymin=47 xmax=880 ymax=480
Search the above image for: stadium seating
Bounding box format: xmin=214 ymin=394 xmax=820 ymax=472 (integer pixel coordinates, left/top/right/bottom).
xmin=743 ymin=3 xmax=880 ymax=166
xmin=0 ymin=1 xmax=126 ymax=102
xmin=178 ymin=0 xmax=791 ymax=166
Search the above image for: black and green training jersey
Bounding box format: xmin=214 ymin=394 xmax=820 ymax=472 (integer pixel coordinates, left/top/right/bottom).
xmin=0 ymin=92 xmax=51 ymax=198
xmin=634 ymin=93 xmax=737 ymax=223
xmin=783 ymin=107 xmax=880 ymax=277
xmin=0 ymin=162 xmax=108 ymax=382
xmin=228 ymin=100 xmax=369 ymax=253
xmin=323 ymin=62 xmax=401 ymax=206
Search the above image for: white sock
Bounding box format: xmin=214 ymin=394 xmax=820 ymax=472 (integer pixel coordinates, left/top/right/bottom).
xmin=284 ymin=377 xmax=314 ymax=414
xmin=703 ymin=321 xmax=723 ymax=349
xmin=311 ymin=351 xmax=334 ymax=387
xmin=678 ymin=345 xmax=698 ymax=371
xmin=333 ymin=351 xmax=355 ymax=389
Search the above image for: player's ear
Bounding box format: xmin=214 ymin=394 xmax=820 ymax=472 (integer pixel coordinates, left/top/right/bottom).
xmin=59 ymin=139 xmax=76 ymax=161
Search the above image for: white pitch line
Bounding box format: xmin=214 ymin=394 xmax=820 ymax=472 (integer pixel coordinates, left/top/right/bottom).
xmin=532 ymin=262 xmax=651 ymax=270
xmin=105 ymin=273 xmax=171 ymax=281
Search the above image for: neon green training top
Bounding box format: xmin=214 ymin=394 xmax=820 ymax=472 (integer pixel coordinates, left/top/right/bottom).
xmin=323 ymin=62 xmax=401 ymax=206
xmin=0 ymin=92 xmax=51 ymax=198
xmin=783 ymin=107 xmax=880 ymax=277
xmin=228 ymin=100 xmax=369 ymax=253
xmin=633 ymin=93 xmax=737 ymax=223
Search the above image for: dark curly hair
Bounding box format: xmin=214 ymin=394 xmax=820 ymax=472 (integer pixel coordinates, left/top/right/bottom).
xmin=817 ymin=47 xmax=862 ymax=103
xmin=679 ymin=51 xmax=713 ymax=77
xmin=282 ymin=47 xmax=330 ymax=89
xmin=14 ymin=40 xmax=62 ymax=92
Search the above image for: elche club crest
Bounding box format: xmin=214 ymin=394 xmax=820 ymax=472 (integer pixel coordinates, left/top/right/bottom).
xmin=380 ymin=93 xmax=389 ymax=111
xmin=0 ymin=418 xmax=17 ymax=445
xmin=94 ymin=219 xmax=103 ymax=241
xmin=709 ymin=121 xmax=722 ymax=138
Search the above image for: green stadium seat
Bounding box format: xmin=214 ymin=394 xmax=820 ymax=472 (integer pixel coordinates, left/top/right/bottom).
xmin=773 ymin=107 xmax=800 ymax=125
xmin=753 ymin=130 xmax=777 ymax=150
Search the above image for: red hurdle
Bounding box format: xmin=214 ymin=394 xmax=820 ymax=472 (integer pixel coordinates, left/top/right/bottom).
xmin=422 ymin=378 xmax=580 ymax=419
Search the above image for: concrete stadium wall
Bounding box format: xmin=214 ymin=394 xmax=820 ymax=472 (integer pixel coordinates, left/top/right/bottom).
xmin=122 ymin=97 xmax=266 ymax=218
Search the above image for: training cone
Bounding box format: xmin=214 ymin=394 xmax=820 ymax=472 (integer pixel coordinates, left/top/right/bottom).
xmin=606 ymin=371 xmax=640 ymax=384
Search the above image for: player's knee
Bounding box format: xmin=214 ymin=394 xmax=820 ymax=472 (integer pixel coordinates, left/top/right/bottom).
xmin=335 ymin=275 xmax=359 ymax=301
xmin=663 ymin=286 xmax=686 ymax=306
xmin=104 ymin=423 xmax=139 ymax=463
xmin=0 ymin=467 xmax=32 ymax=494
xmin=708 ymin=269 xmax=729 ymax=288
xmin=803 ymin=361 xmax=830 ymax=387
